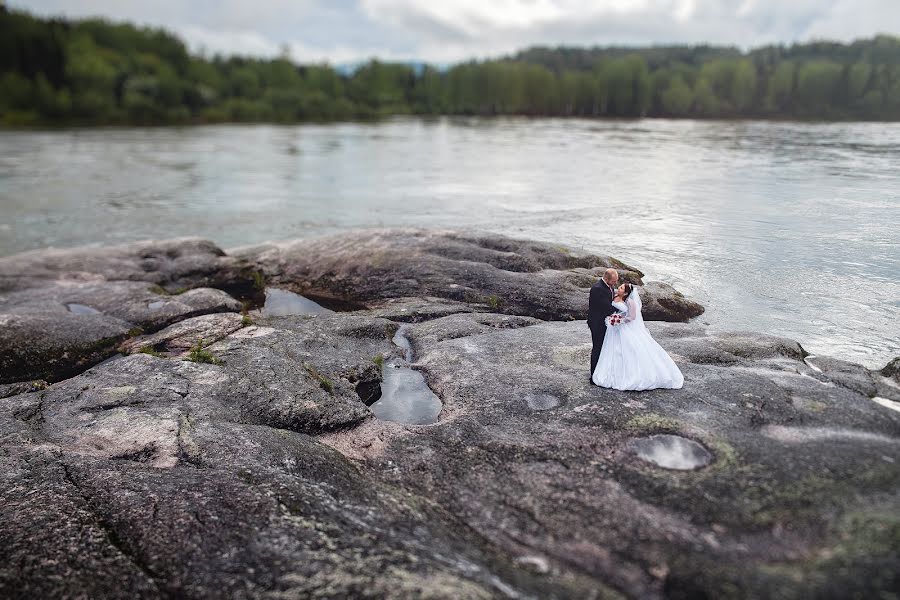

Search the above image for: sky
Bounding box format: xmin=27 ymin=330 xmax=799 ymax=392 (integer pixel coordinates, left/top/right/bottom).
xmin=13 ymin=0 xmax=900 ymax=65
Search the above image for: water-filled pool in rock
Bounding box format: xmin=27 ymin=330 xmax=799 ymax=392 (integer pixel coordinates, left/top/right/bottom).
xmin=258 ymin=288 xmax=333 ymax=316
xmin=370 ymin=362 xmax=441 ymax=425
xmin=66 ymin=303 xmax=100 ymax=315
xmin=628 ymin=434 xmax=712 ymax=470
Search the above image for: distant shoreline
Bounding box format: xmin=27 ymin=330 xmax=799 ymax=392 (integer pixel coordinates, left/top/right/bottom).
xmin=3 ymin=113 xmax=900 ymax=131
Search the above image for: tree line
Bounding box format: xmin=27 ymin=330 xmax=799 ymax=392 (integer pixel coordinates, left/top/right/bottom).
xmin=2 ymin=7 xmax=899 ymax=126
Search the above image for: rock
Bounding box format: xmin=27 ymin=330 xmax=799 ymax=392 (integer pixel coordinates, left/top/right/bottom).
xmin=882 ymin=357 xmax=900 ymax=380
xmin=362 ymin=296 xmax=475 ymax=323
xmin=328 ymin=316 xmax=900 ymax=598
xmin=640 ymin=281 xmax=706 ymax=322
xmin=0 ymin=379 xmax=48 ymax=399
xmin=0 ymin=240 xmax=248 ymax=384
xmin=805 ymin=355 xmax=878 ymax=398
xmin=233 ymin=229 xmax=702 ymax=322
xmin=0 ymin=237 xmax=257 ymax=297
xmin=0 ymin=301 xmax=134 ymax=384
xmin=2 ymin=281 xmax=242 ymax=330
xmin=4 ymin=306 xmax=896 ymax=598
xmin=2 ymin=231 xmax=895 ymax=598
xmin=0 ymin=282 xmax=242 ymax=384
xmin=0 ymin=319 xmax=601 ymax=599
xmin=120 ymin=313 xmax=246 ymax=356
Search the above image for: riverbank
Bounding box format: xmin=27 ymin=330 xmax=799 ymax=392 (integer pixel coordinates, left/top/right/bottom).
xmin=1 ymin=230 xmax=898 ymax=598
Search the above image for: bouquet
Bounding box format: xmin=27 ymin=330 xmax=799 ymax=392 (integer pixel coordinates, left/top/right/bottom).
xmin=606 ymin=313 xmax=625 ymax=327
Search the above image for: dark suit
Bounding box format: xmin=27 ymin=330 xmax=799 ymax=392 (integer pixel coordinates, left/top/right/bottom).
xmin=588 ymin=281 xmax=616 ymax=380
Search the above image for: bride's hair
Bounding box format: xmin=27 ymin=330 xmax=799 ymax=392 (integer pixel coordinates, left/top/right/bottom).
xmin=621 ymin=283 xmax=634 ymax=299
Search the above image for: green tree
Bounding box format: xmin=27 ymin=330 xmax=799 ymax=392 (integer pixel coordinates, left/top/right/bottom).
xmin=661 ymin=74 xmax=693 ymax=115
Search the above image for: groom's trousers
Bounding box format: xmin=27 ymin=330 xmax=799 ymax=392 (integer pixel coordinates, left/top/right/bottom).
xmin=589 ymin=324 xmax=606 ymax=378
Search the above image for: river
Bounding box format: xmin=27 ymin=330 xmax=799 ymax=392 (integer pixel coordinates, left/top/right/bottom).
xmin=1 ymin=117 xmax=897 ymax=368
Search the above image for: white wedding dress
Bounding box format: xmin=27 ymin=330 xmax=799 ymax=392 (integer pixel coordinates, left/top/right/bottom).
xmin=591 ymin=289 xmax=684 ymax=391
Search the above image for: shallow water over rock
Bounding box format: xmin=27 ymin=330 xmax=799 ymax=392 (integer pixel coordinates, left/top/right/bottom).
xmin=370 ymin=362 xmax=441 ymax=425
xmin=259 ymin=288 xmax=333 ymax=317
xmin=392 ymin=326 xmax=414 ymax=362
xmin=628 ymin=434 xmax=712 ymax=470
xmin=65 ymin=303 xmax=100 ymax=315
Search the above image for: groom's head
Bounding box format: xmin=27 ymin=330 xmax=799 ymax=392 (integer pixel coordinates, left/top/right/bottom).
xmin=602 ymin=268 xmax=619 ymax=287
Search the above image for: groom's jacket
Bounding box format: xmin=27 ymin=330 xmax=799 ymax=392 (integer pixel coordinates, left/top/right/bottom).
xmin=588 ymin=282 xmax=615 ymax=331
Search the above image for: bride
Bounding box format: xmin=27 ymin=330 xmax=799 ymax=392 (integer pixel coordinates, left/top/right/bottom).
xmin=591 ymin=283 xmax=684 ymax=391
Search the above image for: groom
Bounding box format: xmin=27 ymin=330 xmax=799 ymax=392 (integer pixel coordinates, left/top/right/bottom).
xmin=587 ymin=268 xmax=619 ymax=383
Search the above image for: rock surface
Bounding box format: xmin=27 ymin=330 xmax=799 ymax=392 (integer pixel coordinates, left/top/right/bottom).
xmin=232 ymin=229 xmax=703 ymax=321
xmin=0 ymin=239 xmax=252 ymax=384
xmin=0 ymin=238 xmax=253 ymax=295
xmin=2 ymin=231 xmax=897 ymax=599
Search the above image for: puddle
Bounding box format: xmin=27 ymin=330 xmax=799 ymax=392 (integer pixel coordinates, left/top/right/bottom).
xmin=148 ymin=300 xmax=167 ymax=310
xmin=66 ymin=303 xmax=100 ymax=315
xmin=525 ymin=393 xmax=560 ymax=411
xmin=628 ymin=434 xmax=712 ymax=470
xmin=370 ymin=362 xmax=441 ymax=425
xmin=258 ymin=288 xmax=333 ymax=317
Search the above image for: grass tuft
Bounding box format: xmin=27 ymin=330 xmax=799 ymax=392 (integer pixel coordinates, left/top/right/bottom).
xmin=187 ymin=338 xmax=223 ymax=365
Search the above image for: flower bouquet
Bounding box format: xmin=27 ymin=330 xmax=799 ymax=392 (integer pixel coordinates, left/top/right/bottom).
xmin=605 ymin=313 xmax=625 ymax=327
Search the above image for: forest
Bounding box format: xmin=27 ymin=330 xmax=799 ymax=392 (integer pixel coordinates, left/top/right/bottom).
xmin=2 ymin=7 xmax=900 ymax=125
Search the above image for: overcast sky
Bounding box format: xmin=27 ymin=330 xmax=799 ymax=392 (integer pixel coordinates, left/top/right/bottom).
xmin=14 ymin=0 xmax=900 ymax=64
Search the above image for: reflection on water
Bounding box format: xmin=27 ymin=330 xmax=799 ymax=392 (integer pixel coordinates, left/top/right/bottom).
xmin=628 ymin=434 xmax=712 ymax=470
xmin=65 ymin=303 xmax=100 ymax=315
xmin=0 ymin=118 xmax=897 ymax=367
xmin=258 ymin=288 xmax=333 ymax=316
xmin=371 ymin=362 xmax=442 ymax=425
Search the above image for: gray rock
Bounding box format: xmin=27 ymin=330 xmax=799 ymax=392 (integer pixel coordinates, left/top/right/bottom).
xmin=0 ymin=237 xmax=256 ymax=296
xmin=640 ymin=281 xmax=706 ymax=322
xmin=120 ymin=313 xmax=247 ymax=356
xmin=0 ymin=320 xmax=603 ymax=599
xmin=233 ymin=229 xmax=702 ymax=322
xmin=2 ymin=232 xmax=895 ymax=599
xmin=0 ymin=240 xmax=247 ymax=384
xmin=0 ymin=301 xmax=134 ymax=384
xmin=0 ymin=281 xmax=242 ymax=384
xmin=2 ymin=281 xmax=242 ymax=329
xmin=882 ymin=357 xmax=900 ymax=380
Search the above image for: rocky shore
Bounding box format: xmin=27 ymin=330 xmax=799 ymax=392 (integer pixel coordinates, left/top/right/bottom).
xmin=1 ymin=230 xmax=898 ymax=599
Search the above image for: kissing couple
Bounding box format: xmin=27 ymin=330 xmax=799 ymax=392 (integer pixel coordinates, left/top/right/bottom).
xmin=588 ymin=269 xmax=684 ymax=391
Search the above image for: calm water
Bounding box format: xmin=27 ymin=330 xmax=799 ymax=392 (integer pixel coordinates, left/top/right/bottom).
xmin=1 ymin=118 xmax=898 ymax=368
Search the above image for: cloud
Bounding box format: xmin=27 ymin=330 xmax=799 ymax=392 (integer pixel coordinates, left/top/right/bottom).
xmin=13 ymin=0 xmax=900 ymax=65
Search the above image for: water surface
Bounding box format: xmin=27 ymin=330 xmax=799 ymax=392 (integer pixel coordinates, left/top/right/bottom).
xmin=1 ymin=118 xmax=897 ymax=367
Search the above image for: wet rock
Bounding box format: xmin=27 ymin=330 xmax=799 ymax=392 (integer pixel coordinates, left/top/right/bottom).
xmin=233 ymin=229 xmax=702 ymax=322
